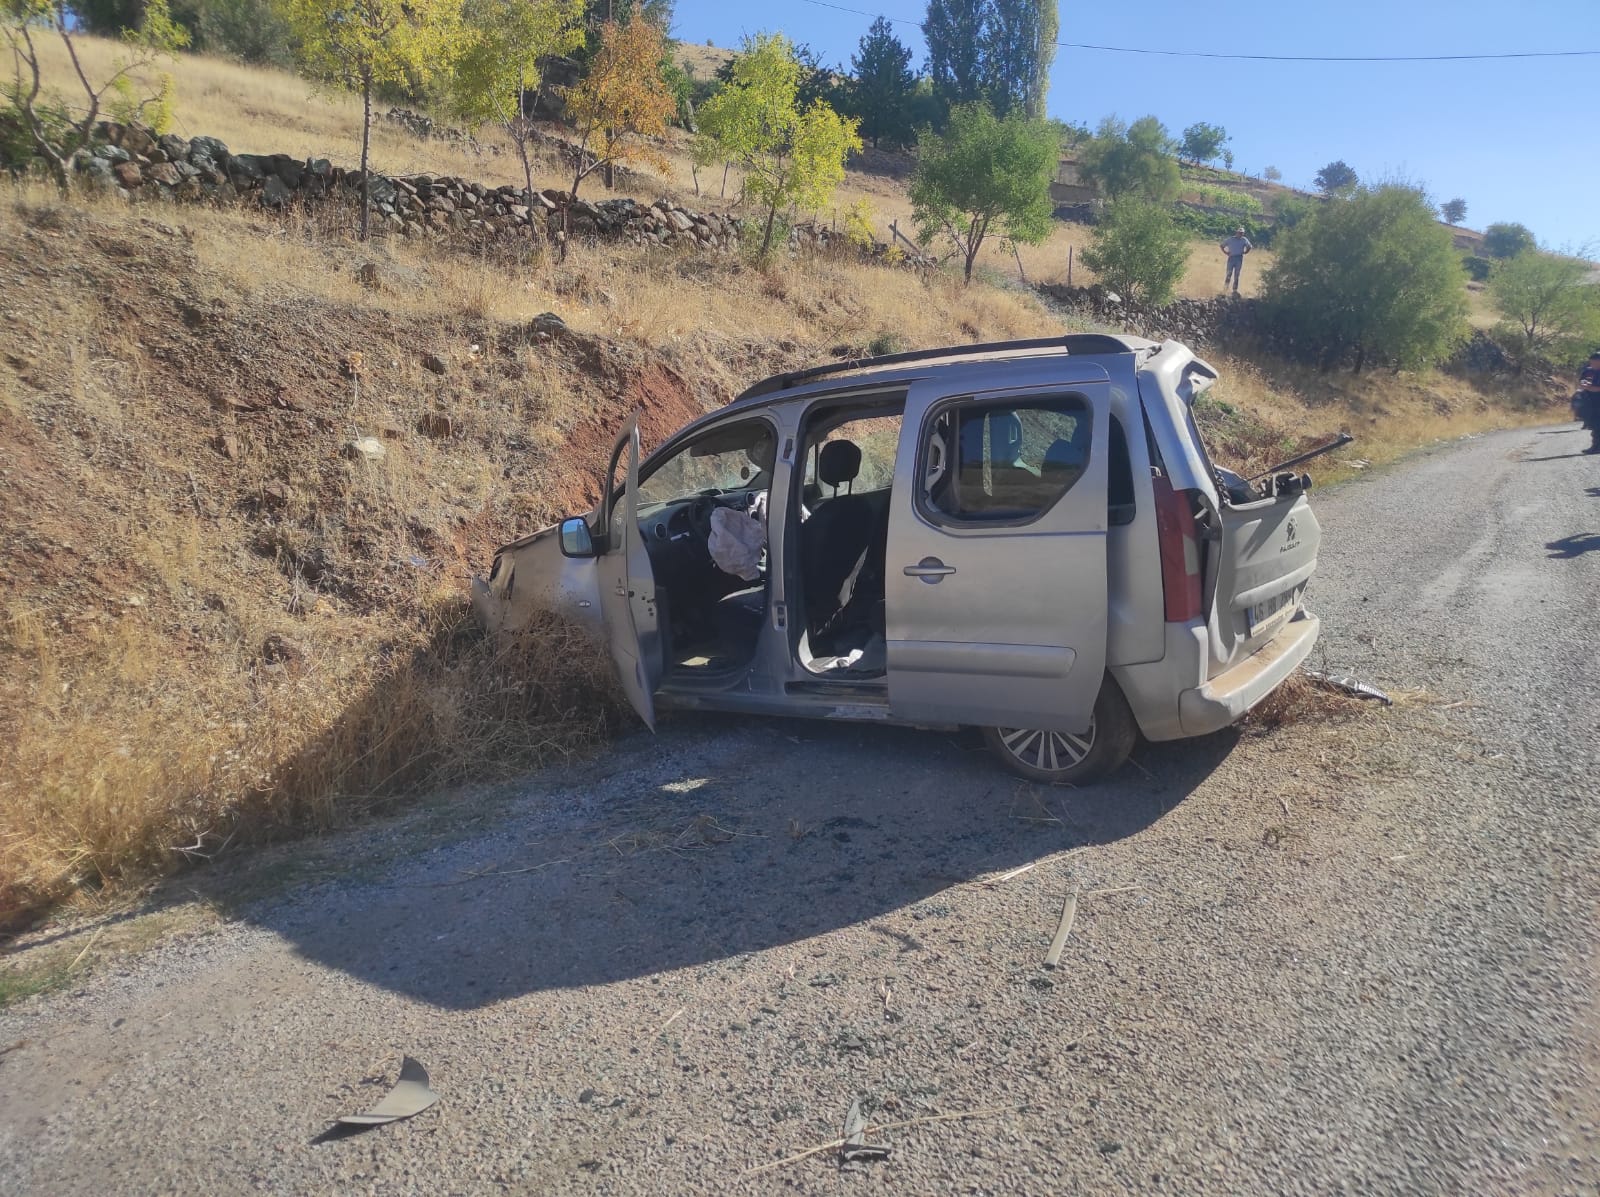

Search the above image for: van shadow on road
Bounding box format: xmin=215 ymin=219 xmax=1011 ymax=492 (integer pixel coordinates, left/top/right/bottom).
xmin=246 ymin=717 xmax=1236 ymax=1010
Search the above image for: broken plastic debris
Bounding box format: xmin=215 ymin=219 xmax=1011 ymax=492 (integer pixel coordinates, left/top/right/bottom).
xmin=1304 ymin=669 xmax=1393 ymax=706
xmin=840 ymin=1098 xmax=892 ymax=1167
xmin=337 ymin=1056 xmax=439 ymax=1127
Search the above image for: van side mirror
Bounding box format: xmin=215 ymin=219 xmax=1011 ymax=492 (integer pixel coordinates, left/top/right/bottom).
xmin=559 ymin=517 xmax=596 ymax=558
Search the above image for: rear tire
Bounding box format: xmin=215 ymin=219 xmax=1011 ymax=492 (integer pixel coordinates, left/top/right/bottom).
xmin=982 ymin=678 xmax=1138 ymax=785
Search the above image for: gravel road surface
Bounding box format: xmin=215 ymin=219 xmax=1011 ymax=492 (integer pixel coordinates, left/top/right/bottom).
xmin=2 ymin=425 xmax=1597 ymax=1195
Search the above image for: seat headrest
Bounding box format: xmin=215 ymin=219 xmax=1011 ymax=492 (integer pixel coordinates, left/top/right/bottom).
xmin=818 ymin=440 xmax=862 ymax=488
xmin=958 ymin=412 xmax=1025 ymax=466
xmin=1042 ymin=437 xmax=1086 ymax=480
xmin=989 ymin=412 xmax=1023 ymax=462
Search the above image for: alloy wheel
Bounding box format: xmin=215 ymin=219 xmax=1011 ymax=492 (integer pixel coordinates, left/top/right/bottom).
xmin=994 ymin=718 xmax=1097 ymax=774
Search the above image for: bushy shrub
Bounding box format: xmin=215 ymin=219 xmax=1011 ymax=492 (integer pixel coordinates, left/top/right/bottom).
xmin=1483 ymin=221 xmax=1535 ymax=259
xmin=1172 ymin=205 xmax=1267 ymax=244
xmin=1080 ymin=197 xmax=1190 ymax=305
xmin=1263 ymin=184 xmax=1468 ymax=371
xmin=843 ymin=199 xmax=878 ymax=249
xmin=1271 ymin=193 xmax=1315 ymax=230
xmin=1487 ymin=249 xmax=1600 ymax=358
xmin=191 ymin=0 xmax=296 ymax=67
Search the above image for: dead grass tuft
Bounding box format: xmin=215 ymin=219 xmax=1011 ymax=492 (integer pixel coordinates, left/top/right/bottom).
xmin=1244 ymin=671 xmax=1372 ymax=730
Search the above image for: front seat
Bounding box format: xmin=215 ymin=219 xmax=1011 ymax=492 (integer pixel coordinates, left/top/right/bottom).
xmin=957 ymin=411 xmax=1041 ymax=514
xmin=801 ymin=440 xmax=876 ymax=641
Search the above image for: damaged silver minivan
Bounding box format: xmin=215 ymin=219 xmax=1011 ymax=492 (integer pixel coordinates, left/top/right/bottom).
xmin=472 ymin=334 xmax=1323 ymax=783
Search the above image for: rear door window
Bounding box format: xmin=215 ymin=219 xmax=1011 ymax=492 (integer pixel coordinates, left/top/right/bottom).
xmin=923 ymin=395 xmax=1094 ymax=523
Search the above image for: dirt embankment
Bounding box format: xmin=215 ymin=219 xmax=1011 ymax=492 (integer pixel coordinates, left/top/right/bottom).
xmin=0 ymin=200 xmax=748 ymax=932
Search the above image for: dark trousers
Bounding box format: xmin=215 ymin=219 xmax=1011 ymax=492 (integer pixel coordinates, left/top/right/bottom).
xmin=1224 ymin=255 xmax=1244 ymax=291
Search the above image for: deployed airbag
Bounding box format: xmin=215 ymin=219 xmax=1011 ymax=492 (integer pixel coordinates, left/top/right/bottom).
xmin=709 ymin=507 xmax=765 ymax=582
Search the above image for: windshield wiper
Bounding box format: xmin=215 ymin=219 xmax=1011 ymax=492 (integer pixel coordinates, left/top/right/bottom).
xmin=1247 ymin=433 xmax=1354 ymax=484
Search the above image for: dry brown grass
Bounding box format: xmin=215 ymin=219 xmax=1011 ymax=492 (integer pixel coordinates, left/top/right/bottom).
xmin=1244 ymin=671 xmax=1368 ymax=730
xmin=1191 ymin=348 xmax=1559 ymax=484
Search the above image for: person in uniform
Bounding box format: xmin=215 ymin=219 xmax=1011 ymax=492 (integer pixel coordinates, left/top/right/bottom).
xmin=1578 ymin=349 xmax=1600 ymax=455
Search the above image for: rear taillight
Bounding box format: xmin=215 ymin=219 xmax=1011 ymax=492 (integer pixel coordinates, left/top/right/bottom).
xmin=1152 ymin=472 xmax=1203 ymax=622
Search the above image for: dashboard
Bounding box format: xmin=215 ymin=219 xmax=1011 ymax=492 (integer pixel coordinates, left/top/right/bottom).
xmin=638 ymin=489 xmax=762 ymax=547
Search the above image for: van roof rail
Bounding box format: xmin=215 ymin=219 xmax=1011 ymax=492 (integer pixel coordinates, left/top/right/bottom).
xmin=731 ymin=333 xmax=1143 ymax=404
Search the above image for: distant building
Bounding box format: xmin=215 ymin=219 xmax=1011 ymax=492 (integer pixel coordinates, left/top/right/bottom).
xmin=1050 ymin=159 xmax=1098 ymax=206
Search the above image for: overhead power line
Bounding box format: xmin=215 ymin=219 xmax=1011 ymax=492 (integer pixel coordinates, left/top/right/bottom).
xmin=796 ymin=0 xmax=1600 ymax=63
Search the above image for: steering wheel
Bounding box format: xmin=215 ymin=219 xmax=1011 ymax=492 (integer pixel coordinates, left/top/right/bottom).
xmin=688 ymin=496 xmax=716 ymax=540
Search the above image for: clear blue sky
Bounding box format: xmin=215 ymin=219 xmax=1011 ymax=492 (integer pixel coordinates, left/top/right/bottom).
xmin=671 ymin=0 xmax=1595 ymax=250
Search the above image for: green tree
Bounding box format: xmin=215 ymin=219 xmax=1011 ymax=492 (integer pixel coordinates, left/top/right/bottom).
xmin=3 ymin=0 xmax=188 ymax=190
xmin=1263 ymin=164 xmax=1282 ymax=182
xmin=923 ymin=0 xmax=1053 ymax=117
xmin=1440 ymin=197 xmax=1467 ymax=225
xmin=449 ymin=0 xmax=583 ymax=232
xmin=1080 ymin=198 xmax=1190 ymax=305
xmin=909 ymin=100 xmax=1055 ymax=284
xmin=845 ymin=16 xmax=914 ymax=148
xmin=575 ymin=0 xmax=671 ymax=64
xmin=1314 ymin=159 xmax=1359 ymax=197
xmin=1263 ymin=184 xmax=1468 ymax=372
xmin=190 ymin=0 xmax=295 ymax=68
xmin=61 ymin=0 xmax=142 ymax=34
xmin=1483 ymin=221 xmax=1535 ymax=259
xmin=984 ymin=0 xmax=1055 ymax=117
xmin=1179 ymin=121 xmax=1228 ymax=166
xmin=1487 ymin=249 xmax=1600 ymax=359
xmin=714 ymin=37 xmax=838 ymax=111
xmin=924 ymin=0 xmax=986 ymax=110
xmin=697 ymin=32 xmax=861 ymax=260
xmin=563 ymin=15 xmax=676 ymax=197
xmin=284 ymin=0 xmax=460 ymax=240
xmin=1271 ymin=192 xmax=1315 ymax=231
xmin=1077 ymin=115 xmax=1179 ymax=202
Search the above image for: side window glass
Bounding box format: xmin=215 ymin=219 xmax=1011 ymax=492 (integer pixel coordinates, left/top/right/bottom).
xmin=924 ymin=395 xmax=1093 ymax=522
xmin=1108 ymin=415 xmax=1135 ymax=527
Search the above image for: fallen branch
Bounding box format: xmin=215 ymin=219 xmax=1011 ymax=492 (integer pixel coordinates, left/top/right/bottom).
xmin=66 ymin=925 xmax=104 ymax=973
xmin=744 ymin=1105 xmax=1016 ymax=1176
xmin=1043 ymin=890 xmax=1079 ymax=969
xmin=402 ymin=858 xmax=573 ymax=888
xmin=634 ymin=1006 xmax=685 ymax=1046
xmin=976 ymin=862 xmax=1036 ymax=888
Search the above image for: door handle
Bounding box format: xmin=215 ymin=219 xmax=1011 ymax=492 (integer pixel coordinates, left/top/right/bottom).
xmin=904 ymin=557 xmax=957 ymax=583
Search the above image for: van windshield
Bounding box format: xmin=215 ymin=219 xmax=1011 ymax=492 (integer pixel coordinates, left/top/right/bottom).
xmin=637 ymin=422 xmax=776 ymax=507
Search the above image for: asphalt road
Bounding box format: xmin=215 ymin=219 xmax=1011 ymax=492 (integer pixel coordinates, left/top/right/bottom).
xmin=2 ymin=425 xmax=1597 ymax=1195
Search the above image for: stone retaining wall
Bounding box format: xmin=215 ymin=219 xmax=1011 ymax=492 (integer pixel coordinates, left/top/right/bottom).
xmin=69 ymin=121 xmax=930 ymax=265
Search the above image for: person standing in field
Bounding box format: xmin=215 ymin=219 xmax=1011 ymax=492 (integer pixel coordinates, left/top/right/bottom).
xmin=1219 ymin=226 xmax=1253 ymax=295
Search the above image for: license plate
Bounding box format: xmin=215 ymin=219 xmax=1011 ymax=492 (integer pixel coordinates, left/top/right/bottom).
xmin=1247 ymin=589 xmax=1294 ymax=634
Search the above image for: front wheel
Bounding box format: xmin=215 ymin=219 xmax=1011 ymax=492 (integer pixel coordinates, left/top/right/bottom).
xmin=982 ymin=678 xmax=1138 ymax=785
